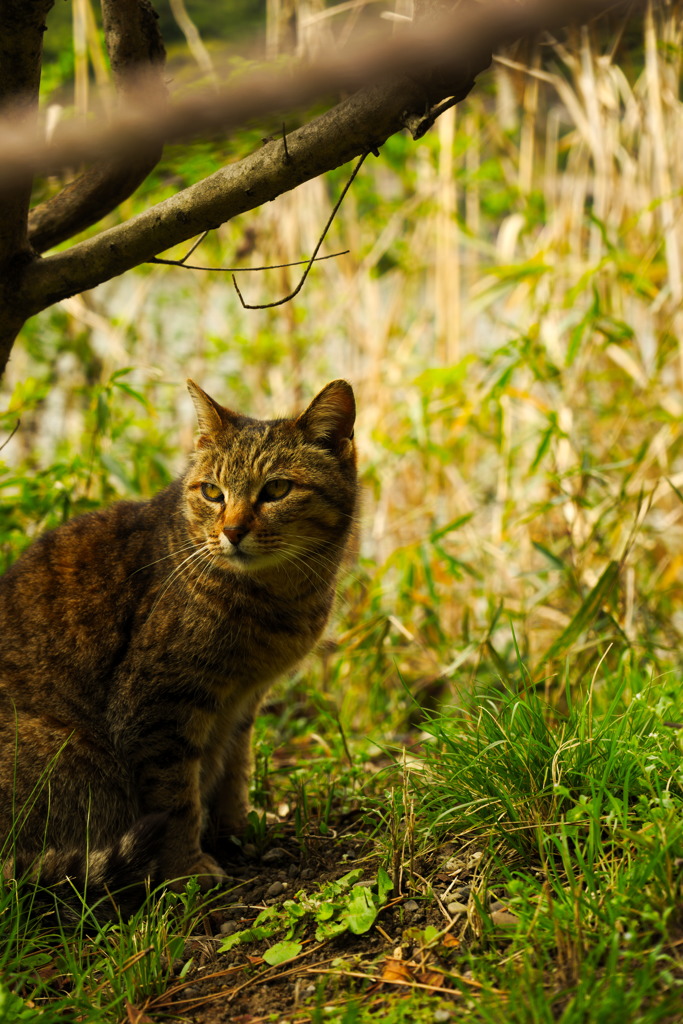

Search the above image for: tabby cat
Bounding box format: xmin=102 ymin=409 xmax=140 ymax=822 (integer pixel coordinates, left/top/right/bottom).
xmin=0 ymin=379 xmax=357 ymax=911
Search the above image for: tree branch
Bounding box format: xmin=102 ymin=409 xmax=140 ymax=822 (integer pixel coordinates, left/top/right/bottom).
xmin=0 ymin=0 xmax=53 ymax=263
xmin=27 ymin=0 xmax=167 ymax=253
xmin=0 ymin=0 xmax=630 ymax=191
xmin=19 ymin=68 xmax=478 ymax=313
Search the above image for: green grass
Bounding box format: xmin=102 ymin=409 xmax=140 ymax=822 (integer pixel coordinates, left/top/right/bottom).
xmin=406 ymin=676 xmax=683 ymax=1020
xmin=2 ymin=660 xmax=683 ymax=1019
xmin=0 ymin=879 xmax=210 ymax=1022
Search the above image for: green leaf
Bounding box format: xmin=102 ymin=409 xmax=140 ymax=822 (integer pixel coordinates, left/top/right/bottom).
xmin=344 ymin=886 xmax=378 ymax=935
xmin=334 ymin=869 xmax=364 ymax=891
xmin=282 ymin=899 xmax=307 ymax=920
xmin=112 ymin=380 xmax=150 ymax=408
xmin=315 ymin=918 xmax=348 ymax=941
xmin=263 ymin=940 xmax=302 ymax=966
xmin=315 ymin=902 xmax=337 ymax=922
xmin=430 ymin=513 xmax=474 ymax=542
xmin=218 ymin=906 xmax=281 ymax=951
xmin=540 ymin=560 xmax=620 ymax=665
xmin=0 ymin=983 xmax=31 ymax=1022
xmin=376 ymin=867 xmax=393 ymax=904
xmin=532 ymin=541 xmax=566 ymax=571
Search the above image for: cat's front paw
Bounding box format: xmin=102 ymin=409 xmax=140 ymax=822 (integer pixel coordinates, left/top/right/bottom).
xmin=168 ymin=852 xmax=228 ymax=891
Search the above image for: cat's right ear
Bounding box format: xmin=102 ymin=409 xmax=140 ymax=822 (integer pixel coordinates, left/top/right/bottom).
xmin=296 ymin=380 xmax=356 ymax=456
xmin=187 ymin=380 xmax=232 ymax=448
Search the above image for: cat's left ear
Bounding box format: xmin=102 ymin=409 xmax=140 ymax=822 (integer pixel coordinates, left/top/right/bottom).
xmin=187 ymin=380 xmax=236 ymax=447
xmin=297 ymin=380 xmax=355 ymax=456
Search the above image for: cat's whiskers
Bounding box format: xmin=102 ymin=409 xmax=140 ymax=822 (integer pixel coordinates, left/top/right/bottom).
xmin=180 ymin=549 xmax=243 ymax=651
xmin=276 ymin=539 xmax=361 ymax=596
xmin=146 ymin=544 xmax=211 ymax=620
xmin=270 ymin=547 xmax=302 ymax=596
xmin=273 ymin=546 xmax=332 ymax=602
xmin=127 ymin=538 xmax=205 ymax=579
xmin=186 ymin=548 xmax=221 ymax=612
xmin=283 ymin=538 xmax=363 ymax=588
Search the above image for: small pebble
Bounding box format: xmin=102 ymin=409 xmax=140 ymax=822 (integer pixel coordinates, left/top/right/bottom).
xmin=266 ymin=880 xmax=285 ymax=897
xmin=242 ymin=843 xmax=257 ymax=857
xmin=434 ymin=1010 xmax=452 ymax=1023
xmin=442 ymin=858 xmax=462 ymax=873
xmin=262 ymin=846 xmax=289 ymax=864
xmin=489 ymin=900 xmax=506 ymax=912
xmin=446 ymin=900 xmax=468 ymax=916
xmin=300 ymin=867 xmax=315 ymax=880
xmin=288 ymin=863 xmax=300 ymax=878
xmin=219 ymin=920 xmax=243 ymax=936
xmin=403 ymin=900 xmax=419 ymax=913
xmin=490 ymin=909 xmax=519 ymax=930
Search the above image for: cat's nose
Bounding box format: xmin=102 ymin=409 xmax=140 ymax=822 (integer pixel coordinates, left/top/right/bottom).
xmin=223 ymin=525 xmax=249 ymax=547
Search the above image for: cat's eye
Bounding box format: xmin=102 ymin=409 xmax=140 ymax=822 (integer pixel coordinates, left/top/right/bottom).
xmin=201 ymin=482 xmax=224 ymax=503
xmin=260 ymin=479 xmax=292 ymax=502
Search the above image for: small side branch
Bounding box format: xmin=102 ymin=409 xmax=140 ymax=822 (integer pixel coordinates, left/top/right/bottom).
xmin=232 ymin=153 xmax=368 ymax=310
xmin=148 ymin=250 xmax=349 ymax=271
xmin=0 ymin=419 xmax=20 ymax=453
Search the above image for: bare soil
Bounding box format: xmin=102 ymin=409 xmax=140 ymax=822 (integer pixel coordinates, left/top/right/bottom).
xmin=150 ymin=827 xmax=480 ymax=1024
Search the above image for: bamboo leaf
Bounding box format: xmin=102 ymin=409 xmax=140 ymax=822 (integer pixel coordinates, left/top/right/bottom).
xmin=540 ymin=561 xmax=620 ymax=666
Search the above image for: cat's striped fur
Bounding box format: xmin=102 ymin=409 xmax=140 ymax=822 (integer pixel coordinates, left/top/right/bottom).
xmin=0 ymin=380 xmax=357 ymax=909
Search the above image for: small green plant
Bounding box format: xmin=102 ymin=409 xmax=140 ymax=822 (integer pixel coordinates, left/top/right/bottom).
xmin=220 ymin=866 xmax=393 ymax=964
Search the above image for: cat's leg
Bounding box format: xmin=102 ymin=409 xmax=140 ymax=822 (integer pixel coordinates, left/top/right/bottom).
xmin=204 ymin=690 xmax=266 ymax=850
xmin=130 ymin=730 xmax=227 ymax=889
xmin=207 ymin=717 xmax=255 ymax=840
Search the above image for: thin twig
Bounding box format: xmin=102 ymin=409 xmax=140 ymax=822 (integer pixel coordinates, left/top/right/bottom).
xmin=223 ymin=944 xmax=331 ymax=1003
xmin=233 ymin=152 xmax=367 ymax=309
xmin=148 ymin=250 xmax=349 ymax=271
xmin=178 ymin=229 xmax=211 ymax=264
xmin=0 ymin=419 xmax=19 ymax=452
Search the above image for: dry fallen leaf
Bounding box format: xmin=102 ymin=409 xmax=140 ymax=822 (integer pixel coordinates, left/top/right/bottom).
xmin=368 ymin=954 xmax=450 ymax=996
xmin=415 ymin=968 xmax=446 ymax=991
xmin=380 ymin=957 xmax=415 ymax=985
xmin=124 ymin=1000 xmax=155 ymax=1024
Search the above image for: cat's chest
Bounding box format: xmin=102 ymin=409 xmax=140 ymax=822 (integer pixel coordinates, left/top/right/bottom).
xmin=132 ymin=583 xmax=328 ymax=688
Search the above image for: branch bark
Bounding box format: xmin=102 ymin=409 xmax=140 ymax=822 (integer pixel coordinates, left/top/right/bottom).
xmin=20 ymin=72 xmax=481 ymax=314
xmin=27 ymin=0 xmax=167 ymax=253
xmin=0 ymin=0 xmax=630 ymax=190
xmin=0 ymin=0 xmax=53 ymax=263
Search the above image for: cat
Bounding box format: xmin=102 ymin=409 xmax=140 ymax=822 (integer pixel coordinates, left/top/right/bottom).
xmin=0 ymin=379 xmax=357 ymax=913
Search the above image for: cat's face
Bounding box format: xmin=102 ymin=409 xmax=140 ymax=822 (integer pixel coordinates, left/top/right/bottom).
xmin=183 ymin=381 xmax=357 ymax=574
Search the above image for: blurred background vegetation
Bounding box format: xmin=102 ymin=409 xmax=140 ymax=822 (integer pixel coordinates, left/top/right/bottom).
xmin=3 ymin=0 xmax=683 ymax=738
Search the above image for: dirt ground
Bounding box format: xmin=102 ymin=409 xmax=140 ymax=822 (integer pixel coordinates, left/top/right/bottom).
xmin=148 ymin=827 xmax=485 ymax=1023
